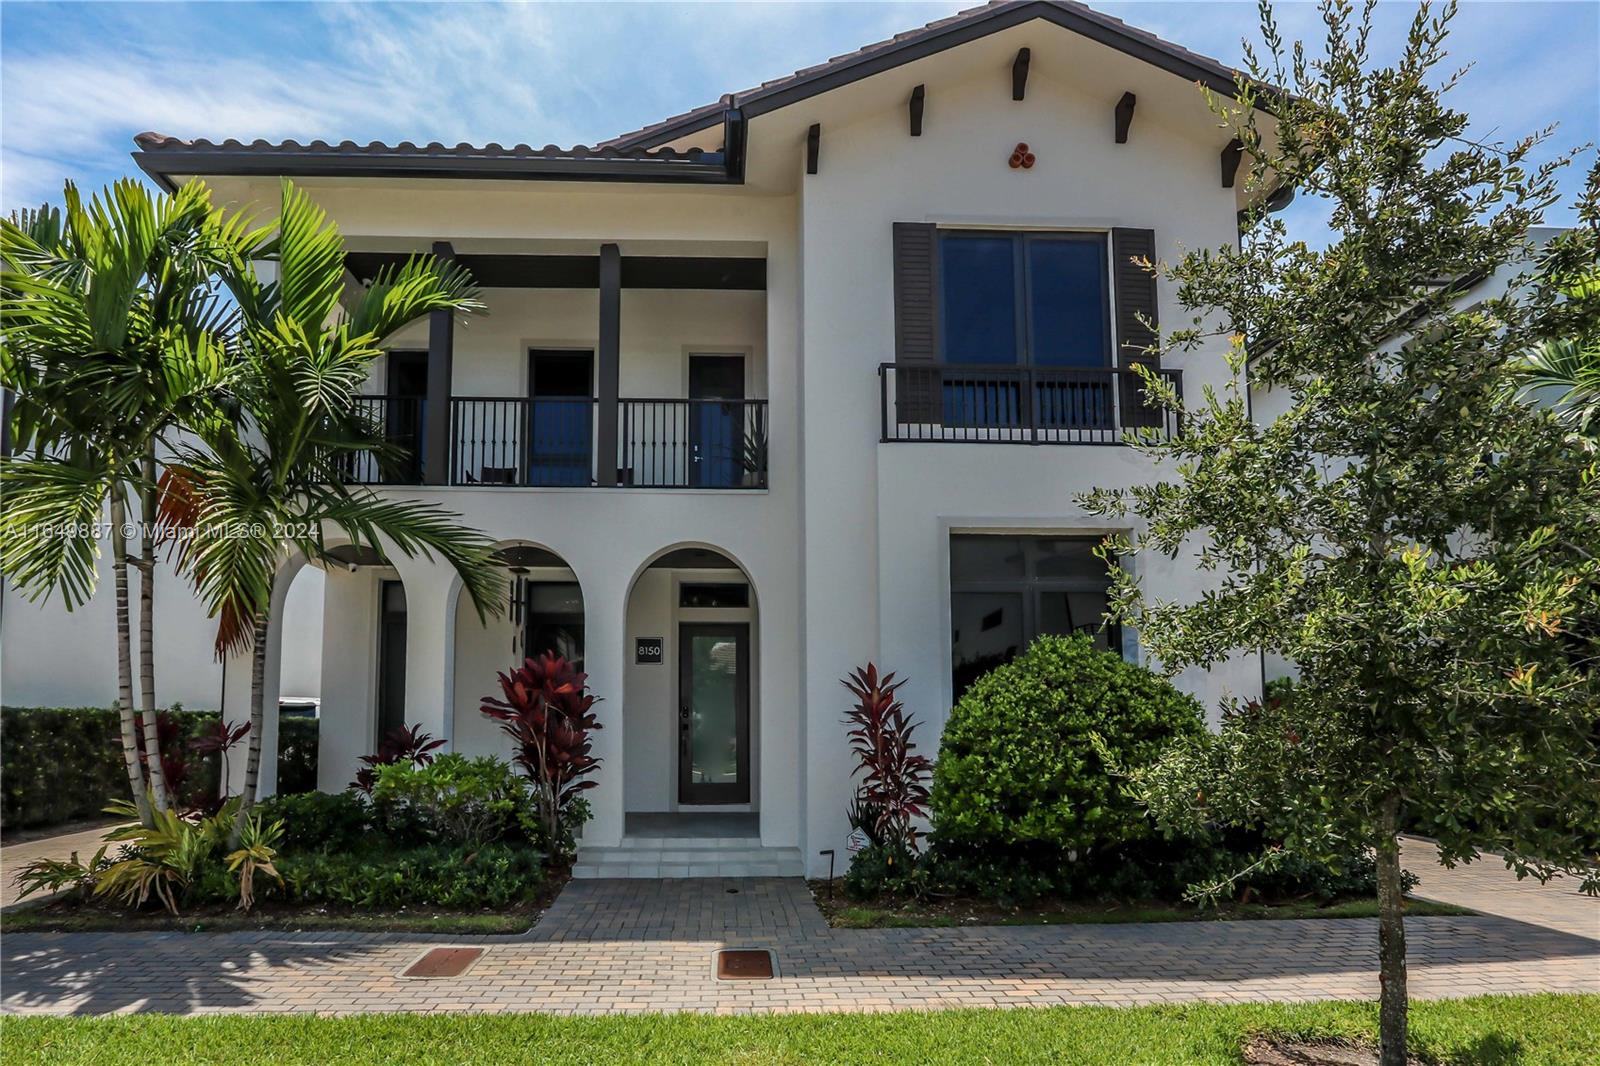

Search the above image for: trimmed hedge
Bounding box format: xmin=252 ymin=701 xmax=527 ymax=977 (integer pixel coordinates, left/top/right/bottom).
xmin=1 ymin=707 xmax=318 ymax=831
xmin=931 ymin=634 xmax=1207 ymax=857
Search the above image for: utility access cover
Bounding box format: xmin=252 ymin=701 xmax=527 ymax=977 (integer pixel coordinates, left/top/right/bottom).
xmin=715 ymin=948 xmax=776 ymax=980
xmin=402 ymin=947 xmax=484 ymax=979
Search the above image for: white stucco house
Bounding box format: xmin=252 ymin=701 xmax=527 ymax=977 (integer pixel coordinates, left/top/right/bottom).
xmin=2 ymin=1 xmax=1302 ymax=877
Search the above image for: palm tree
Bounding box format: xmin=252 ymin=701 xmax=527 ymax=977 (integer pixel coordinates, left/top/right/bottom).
xmin=159 ymin=181 xmax=502 ymax=840
xmin=1 ymin=180 xmax=251 ymax=822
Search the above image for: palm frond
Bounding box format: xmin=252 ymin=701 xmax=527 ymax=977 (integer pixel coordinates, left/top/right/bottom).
xmin=348 ymin=253 xmax=483 ymax=342
xmin=0 ymin=456 xmax=114 ymax=608
xmin=305 ymin=487 xmax=504 ymax=620
xmin=272 ymin=180 xmax=345 ymax=339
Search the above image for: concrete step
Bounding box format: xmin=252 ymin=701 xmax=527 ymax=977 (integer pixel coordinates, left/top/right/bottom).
xmin=581 ymin=835 xmax=761 ymax=851
xmin=572 ymin=841 xmax=805 ymax=879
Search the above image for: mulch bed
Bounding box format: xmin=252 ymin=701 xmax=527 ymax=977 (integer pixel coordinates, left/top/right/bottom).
xmin=1243 ymin=1036 xmax=1424 ymax=1065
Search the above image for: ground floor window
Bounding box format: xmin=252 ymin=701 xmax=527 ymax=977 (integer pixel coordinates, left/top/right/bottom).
xmin=522 ymin=581 xmax=584 ymax=669
xmin=949 ymin=534 xmax=1122 ymax=699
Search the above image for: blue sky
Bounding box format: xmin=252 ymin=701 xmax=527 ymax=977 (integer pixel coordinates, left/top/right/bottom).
xmin=2 ymin=1 xmax=1596 ymax=243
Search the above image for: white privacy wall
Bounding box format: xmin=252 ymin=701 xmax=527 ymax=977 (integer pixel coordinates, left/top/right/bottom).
xmin=1 ymin=533 xmax=321 ymax=711
xmin=795 ymin=53 xmax=1263 ymax=869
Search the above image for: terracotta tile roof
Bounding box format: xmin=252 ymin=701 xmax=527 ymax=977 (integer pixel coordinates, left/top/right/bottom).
xmin=132 ymin=132 xmax=721 ymax=164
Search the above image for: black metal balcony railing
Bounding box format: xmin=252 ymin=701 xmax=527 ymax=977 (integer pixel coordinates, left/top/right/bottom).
xmin=346 ymin=395 xmax=425 ymax=484
xmin=878 ymin=363 xmax=1182 ymax=444
xmin=620 ymin=398 xmax=769 ymax=489
xmin=344 ymin=395 xmax=767 ymax=489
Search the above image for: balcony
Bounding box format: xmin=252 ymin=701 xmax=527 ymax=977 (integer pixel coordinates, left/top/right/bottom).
xmin=348 ymin=395 xmax=768 ymax=489
xmin=878 ymin=363 xmax=1181 ymax=444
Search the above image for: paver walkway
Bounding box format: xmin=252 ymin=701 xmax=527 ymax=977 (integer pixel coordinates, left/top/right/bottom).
xmin=2 ymin=838 xmax=1594 ymax=1017
xmin=1 ymin=824 xmax=121 ymax=910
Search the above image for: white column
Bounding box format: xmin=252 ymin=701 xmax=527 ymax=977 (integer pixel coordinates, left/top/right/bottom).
xmin=387 ymin=551 xmax=457 ymax=748
xmin=316 ymin=566 xmax=379 ymax=791
xmin=578 ymin=571 xmax=627 ymax=847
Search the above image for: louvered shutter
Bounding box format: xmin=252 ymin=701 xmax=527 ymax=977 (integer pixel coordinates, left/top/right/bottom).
xmin=1112 ymin=228 xmax=1162 ymax=429
xmin=892 ymin=222 xmax=941 ymax=423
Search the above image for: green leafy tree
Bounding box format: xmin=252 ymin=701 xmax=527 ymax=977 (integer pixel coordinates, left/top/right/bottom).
xmin=1080 ymin=3 xmax=1600 ymax=1063
xmin=160 ymin=181 xmax=503 ymax=842
xmin=1519 ymin=163 xmax=1600 ymax=435
xmin=1 ymin=180 xmax=252 ymax=822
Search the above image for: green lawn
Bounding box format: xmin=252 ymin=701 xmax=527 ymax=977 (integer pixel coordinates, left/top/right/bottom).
xmin=5 ymin=995 xmax=1596 ymax=1065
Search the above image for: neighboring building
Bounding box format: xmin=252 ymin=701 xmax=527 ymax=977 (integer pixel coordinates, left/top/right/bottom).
xmin=2 ymin=1 xmax=1292 ymax=876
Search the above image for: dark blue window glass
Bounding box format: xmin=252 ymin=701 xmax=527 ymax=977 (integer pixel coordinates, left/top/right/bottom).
xmin=940 ymin=236 xmax=1017 ymax=364
xmin=1028 ymin=238 xmax=1108 ymax=367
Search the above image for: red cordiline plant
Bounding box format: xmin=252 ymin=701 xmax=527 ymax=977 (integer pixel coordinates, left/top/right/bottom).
xmin=841 ymin=664 xmax=933 ymax=853
xmin=350 ymin=724 xmax=446 ymax=793
xmin=480 ymin=652 xmax=601 ymax=857
xmin=189 ymin=719 xmax=251 ymax=813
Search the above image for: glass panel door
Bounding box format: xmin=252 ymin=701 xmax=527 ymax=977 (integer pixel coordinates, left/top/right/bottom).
xmin=688 ymin=355 xmax=744 ymax=488
xmin=677 ymin=623 xmax=750 ymax=804
xmin=528 ymin=350 xmax=593 ymax=486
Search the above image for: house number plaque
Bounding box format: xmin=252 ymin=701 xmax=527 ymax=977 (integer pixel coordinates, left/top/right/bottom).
xmin=635 ymin=638 xmax=664 ymax=664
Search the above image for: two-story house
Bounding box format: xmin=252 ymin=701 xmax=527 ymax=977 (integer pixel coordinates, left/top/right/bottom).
xmin=2 ymin=1 xmax=1286 ymax=877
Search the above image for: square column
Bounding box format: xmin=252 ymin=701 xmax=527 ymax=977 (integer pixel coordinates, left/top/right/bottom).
xmin=595 ymin=243 xmax=621 ymax=486
xmin=423 ymin=241 xmax=455 ymax=485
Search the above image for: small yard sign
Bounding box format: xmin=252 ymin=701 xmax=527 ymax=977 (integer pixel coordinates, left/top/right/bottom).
xmin=635 ymin=637 xmax=663 ymax=664
xmin=845 ymin=828 xmax=868 ymax=853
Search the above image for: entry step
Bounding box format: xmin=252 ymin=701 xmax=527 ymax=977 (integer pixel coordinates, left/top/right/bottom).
xmin=572 ymin=841 xmax=804 ymax=879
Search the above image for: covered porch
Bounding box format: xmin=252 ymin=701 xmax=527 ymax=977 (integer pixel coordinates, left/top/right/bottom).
xmin=341 ymin=242 xmax=770 ymax=491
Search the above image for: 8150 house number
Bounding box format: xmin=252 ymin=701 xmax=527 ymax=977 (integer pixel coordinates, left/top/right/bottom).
xmin=635 ymin=638 xmax=663 ymax=664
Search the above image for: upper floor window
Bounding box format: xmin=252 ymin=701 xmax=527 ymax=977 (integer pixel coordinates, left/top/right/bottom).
xmin=939 ymin=232 xmax=1110 ymax=368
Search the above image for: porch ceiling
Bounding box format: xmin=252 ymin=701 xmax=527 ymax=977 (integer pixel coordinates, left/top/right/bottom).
xmin=345 ymin=251 xmax=765 ymax=290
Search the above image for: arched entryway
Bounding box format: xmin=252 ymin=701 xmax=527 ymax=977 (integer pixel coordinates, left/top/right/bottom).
xmin=621 ymin=544 xmax=758 ymax=825
xmin=449 ymin=542 xmax=585 ymax=758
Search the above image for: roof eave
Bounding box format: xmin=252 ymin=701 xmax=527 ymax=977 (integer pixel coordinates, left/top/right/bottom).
xmin=132 ymin=149 xmax=736 ymax=190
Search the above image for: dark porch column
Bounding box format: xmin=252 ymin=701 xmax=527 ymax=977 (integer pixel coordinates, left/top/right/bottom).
xmin=596 ymin=243 xmax=621 ymax=487
xmin=422 ymin=240 xmax=455 ymax=485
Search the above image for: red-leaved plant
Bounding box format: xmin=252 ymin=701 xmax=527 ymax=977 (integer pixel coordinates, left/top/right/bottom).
xmin=480 ymin=653 xmax=601 ymax=857
xmin=186 ymin=718 xmax=251 ymax=814
xmin=841 ymin=664 xmax=933 ymax=853
xmin=350 ymin=724 xmax=446 ymax=793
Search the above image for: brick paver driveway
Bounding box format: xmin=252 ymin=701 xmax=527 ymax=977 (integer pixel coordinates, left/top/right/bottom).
xmin=2 ymin=839 xmax=1594 ymax=1016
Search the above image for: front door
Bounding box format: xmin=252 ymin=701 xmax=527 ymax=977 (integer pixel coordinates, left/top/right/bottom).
xmin=677 ymin=623 xmax=750 ymax=804
xmin=688 ymin=355 xmax=744 ymax=488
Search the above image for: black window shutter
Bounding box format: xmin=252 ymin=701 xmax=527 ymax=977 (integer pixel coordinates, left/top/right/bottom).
xmin=1112 ymin=227 xmax=1162 ymax=429
xmin=892 ymin=222 xmax=941 ymax=423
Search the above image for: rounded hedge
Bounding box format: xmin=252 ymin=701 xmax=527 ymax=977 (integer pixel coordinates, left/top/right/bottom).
xmin=931 ymin=634 xmax=1206 ymax=857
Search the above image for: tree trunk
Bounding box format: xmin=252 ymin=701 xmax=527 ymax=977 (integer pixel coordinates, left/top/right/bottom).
xmin=136 ymin=445 xmax=170 ymax=813
xmin=230 ymin=611 xmax=272 ymax=848
xmin=109 ymin=494 xmax=153 ymax=828
xmin=1376 ymin=796 xmax=1409 ymax=1066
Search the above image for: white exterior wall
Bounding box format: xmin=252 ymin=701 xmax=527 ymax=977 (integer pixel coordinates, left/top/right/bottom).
xmin=796 ymin=61 xmax=1263 ymax=869
xmin=191 ymin=179 xmax=809 ymax=850
xmin=5 ymin=20 xmax=1283 ymax=879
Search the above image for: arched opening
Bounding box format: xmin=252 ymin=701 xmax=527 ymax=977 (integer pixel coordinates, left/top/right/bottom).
xmin=272 ymin=559 xmax=326 ymax=795
xmin=621 ymin=544 xmax=758 ymax=836
xmin=449 ymin=542 xmax=585 ymax=758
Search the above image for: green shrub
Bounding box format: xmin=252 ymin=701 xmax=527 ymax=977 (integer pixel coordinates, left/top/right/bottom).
xmin=1 ymin=707 xmax=222 ymax=830
xmin=369 ymin=753 xmax=527 ymax=848
xmin=931 ymin=635 xmax=1207 ymax=859
xmin=254 ymin=790 xmax=371 ymax=853
xmin=279 ymin=844 xmax=543 ymax=909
